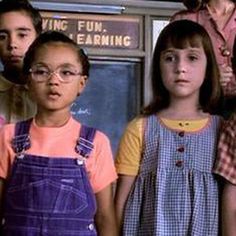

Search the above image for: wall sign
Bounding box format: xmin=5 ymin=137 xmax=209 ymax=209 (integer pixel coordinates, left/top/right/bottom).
xmin=41 ymin=12 xmax=141 ymax=49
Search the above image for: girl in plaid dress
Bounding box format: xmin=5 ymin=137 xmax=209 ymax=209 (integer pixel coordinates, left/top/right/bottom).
xmin=115 ymin=20 xmax=223 ymax=236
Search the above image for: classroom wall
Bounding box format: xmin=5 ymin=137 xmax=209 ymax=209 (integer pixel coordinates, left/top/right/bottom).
xmin=21 ymin=0 xmax=185 ymax=153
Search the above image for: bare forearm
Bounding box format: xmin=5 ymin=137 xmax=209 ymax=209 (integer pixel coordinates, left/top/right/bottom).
xmin=95 ymin=184 xmax=118 ymax=236
xmin=95 ymin=210 xmax=118 ymax=236
xmin=222 ymin=200 xmax=236 ymax=236
xmin=114 ymin=175 xmax=136 ymax=234
xmin=222 ymin=183 xmax=236 ymax=236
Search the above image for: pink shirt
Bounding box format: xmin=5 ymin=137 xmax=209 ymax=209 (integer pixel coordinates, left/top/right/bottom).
xmin=171 ymin=6 xmax=236 ymax=96
xmin=0 ymin=117 xmax=117 ymax=193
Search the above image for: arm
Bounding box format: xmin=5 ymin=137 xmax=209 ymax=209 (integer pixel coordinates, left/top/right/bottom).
xmin=95 ymin=184 xmax=118 ymax=236
xmin=222 ymin=182 xmax=236 ymax=236
xmin=114 ymin=174 xmax=136 ymax=234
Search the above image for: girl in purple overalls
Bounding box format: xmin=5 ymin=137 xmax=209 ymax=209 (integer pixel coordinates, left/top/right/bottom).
xmin=0 ymin=31 xmax=118 ymax=236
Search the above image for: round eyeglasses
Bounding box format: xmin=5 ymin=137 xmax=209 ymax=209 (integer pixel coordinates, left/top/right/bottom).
xmin=29 ymin=66 xmax=83 ymax=83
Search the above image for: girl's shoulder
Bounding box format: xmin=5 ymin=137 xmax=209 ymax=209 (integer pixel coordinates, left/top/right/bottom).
xmin=71 ymin=118 xmax=111 ymax=146
xmin=126 ymin=114 xmax=158 ymax=137
xmin=0 ymin=122 xmax=16 ymax=148
xmin=210 ymin=114 xmax=223 ymax=120
xmin=0 ymin=122 xmax=15 ymax=137
xmin=128 ymin=115 xmax=144 ymax=128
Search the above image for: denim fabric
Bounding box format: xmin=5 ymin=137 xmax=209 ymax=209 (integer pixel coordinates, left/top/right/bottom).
xmin=3 ymin=120 xmax=97 ymax=236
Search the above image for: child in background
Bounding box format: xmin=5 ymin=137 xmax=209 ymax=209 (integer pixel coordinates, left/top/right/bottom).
xmin=214 ymin=35 xmax=236 ymax=236
xmin=0 ymin=0 xmax=42 ymax=125
xmin=0 ymin=31 xmax=117 ymax=236
xmin=115 ymin=20 xmax=222 ymax=235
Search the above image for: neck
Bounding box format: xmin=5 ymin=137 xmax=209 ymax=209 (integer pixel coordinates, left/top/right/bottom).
xmin=35 ymin=110 xmax=71 ymax=127
xmin=158 ymin=97 xmax=207 ymax=120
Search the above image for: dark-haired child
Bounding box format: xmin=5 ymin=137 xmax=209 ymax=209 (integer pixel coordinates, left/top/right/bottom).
xmin=0 ymin=31 xmax=117 ymax=236
xmin=115 ymin=20 xmax=223 ymax=235
xmin=0 ymin=0 xmax=42 ymax=126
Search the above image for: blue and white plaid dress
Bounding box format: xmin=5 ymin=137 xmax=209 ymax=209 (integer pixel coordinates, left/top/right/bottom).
xmin=122 ymin=115 xmax=221 ymax=236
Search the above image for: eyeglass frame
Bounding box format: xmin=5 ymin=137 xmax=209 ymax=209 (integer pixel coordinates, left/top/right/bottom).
xmin=28 ymin=65 xmax=84 ymax=83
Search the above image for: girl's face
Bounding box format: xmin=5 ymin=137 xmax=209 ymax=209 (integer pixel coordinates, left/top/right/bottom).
xmin=28 ymin=42 xmax=87 ymax=115
xmin=160 ymin=45 xmax=207 ymax=102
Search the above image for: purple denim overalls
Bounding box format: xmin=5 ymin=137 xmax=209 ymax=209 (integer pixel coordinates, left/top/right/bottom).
xmin=2 ymin=119 xmax=97 ymax=236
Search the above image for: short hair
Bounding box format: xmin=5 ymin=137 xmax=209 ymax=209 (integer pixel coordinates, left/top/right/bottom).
xmin=23 ymin=30 xmax=90 ymax=77
xmin=0 ymin=0 xmax=42 ymax=34
xmin=143 ymin=20 xmax=222 ymax=115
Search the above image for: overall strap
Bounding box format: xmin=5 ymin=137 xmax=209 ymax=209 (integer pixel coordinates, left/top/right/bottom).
xmin=75 ymin=125 xmax=96 ymax=158
xmin=11 ymin=118 xmax=32 ymax=154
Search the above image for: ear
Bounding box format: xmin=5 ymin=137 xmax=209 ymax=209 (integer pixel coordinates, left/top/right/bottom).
xmin=77 ymin=75 xmax=88 ymax=96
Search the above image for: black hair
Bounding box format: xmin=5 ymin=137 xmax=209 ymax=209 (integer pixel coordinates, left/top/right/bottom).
xmin=143 ymin=20 xmax=222 ymax=115
xmin=23 ymin=30 xmax=90 ymax=76
xmin=0 ymin=0 xmax=42 ymax=34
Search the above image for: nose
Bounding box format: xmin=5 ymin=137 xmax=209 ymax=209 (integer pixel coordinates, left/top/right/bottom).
xmin=7 ymin=34 xmax=18 ymax=50
xmin=175 ymin=58 xmax=186 ymax=73
xmin=48 ymin=71 xmax=60 ymax=85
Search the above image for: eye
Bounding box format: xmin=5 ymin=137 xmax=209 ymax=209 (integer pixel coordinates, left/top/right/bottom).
xmin=32 ymin=68 xmax=49 ymax=76
xmin=60 ymin=69 xmax=77 ymax=76
xmin=18 ymin=33 xmax=28 ymax=39
xmin=188 ymin=54 xmax=199 ymax=61
xmin=17 ymin=30 xmax=29 ymax=39
xmin=162 ymin=54 xmax=176 ymax=62
xmin=0 ymin=33 xmax=7 ymax=41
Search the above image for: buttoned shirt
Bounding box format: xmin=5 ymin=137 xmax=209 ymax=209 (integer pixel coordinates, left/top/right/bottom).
xmin=0 ymin=73 xmax=36 ymax=126
xmin=171 ymin=6 xmax=236 ymax=97
xmin=214 ymin=113 xmax=236 ymax=183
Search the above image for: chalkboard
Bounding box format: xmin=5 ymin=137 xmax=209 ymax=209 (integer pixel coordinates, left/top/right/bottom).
xmin=71 ymin=60 xmax=141 ymax=155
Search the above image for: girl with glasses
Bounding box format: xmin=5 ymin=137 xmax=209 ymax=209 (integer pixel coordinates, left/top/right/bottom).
xmin=0 ymin=30 xmax=118 ymax=236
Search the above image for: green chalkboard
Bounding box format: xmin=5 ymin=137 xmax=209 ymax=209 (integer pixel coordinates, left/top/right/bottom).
xmin=71 ymin=59 xmax=141 ymax=155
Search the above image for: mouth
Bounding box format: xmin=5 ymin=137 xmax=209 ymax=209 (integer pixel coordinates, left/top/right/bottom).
xmin=8 ymin=55 xmax=23 ymax=63
xmin=175 ymin=79 xmax=189 ymax=84
xmin=47 ymin=91 xmax=61 ymax=99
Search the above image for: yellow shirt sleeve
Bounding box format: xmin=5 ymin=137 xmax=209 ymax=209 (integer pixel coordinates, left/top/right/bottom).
xmin=115 ymin=116 xmax=210 ymax=176
xmin=115 ymin=116 xmax=144 ymax=176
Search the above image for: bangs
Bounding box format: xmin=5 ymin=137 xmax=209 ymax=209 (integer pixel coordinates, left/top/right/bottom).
xmin=164 ymin=33 xmax=203 ymax=49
